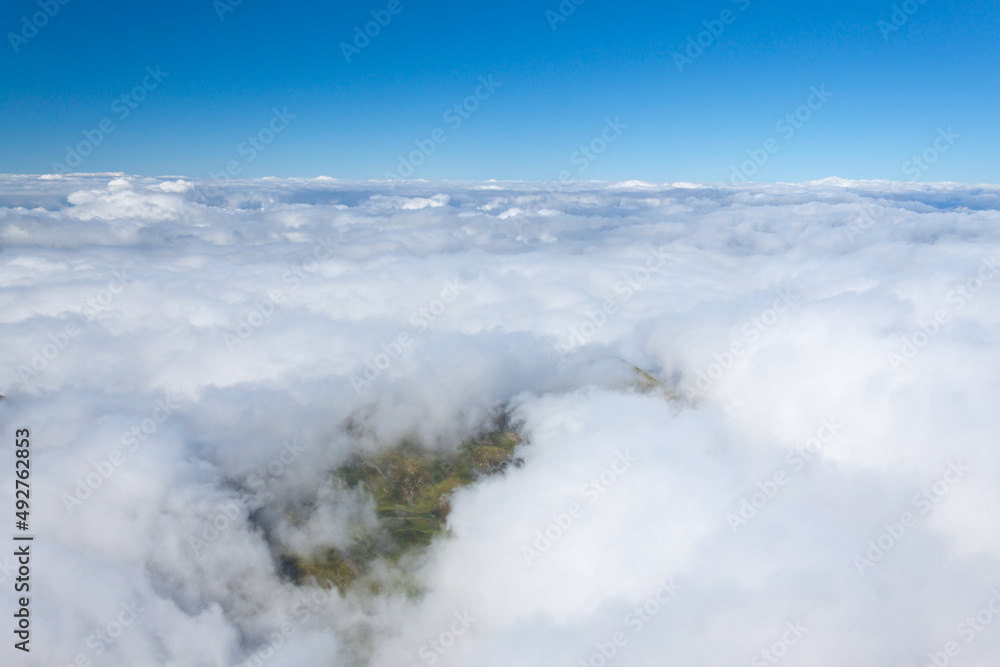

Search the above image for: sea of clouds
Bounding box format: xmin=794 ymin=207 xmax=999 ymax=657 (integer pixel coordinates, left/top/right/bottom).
xmin=1 ymin=174 xmax=999 ymax=666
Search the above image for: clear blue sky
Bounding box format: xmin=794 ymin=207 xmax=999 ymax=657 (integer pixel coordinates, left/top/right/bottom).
xmin=0 ymin=0 xmax=997 ymax=183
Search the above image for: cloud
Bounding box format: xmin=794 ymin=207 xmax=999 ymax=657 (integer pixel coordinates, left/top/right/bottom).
xmin=1 ymin=175 xmax=999 ymax=666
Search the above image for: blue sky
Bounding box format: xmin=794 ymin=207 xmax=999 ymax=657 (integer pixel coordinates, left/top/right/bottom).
xmin=1 ymin=0 xmax=997 ymax=183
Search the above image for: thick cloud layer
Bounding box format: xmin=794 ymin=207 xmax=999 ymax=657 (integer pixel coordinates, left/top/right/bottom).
xmin=1 ymin=174 xmax=999 ymax=666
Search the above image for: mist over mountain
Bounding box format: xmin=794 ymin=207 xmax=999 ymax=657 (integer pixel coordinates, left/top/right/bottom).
xmin=2 ymin=174 xmax=999 ymax=666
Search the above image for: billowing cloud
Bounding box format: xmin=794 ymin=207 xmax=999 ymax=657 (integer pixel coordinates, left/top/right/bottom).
xmin=1 ymin=175 xmax=999 ymax=666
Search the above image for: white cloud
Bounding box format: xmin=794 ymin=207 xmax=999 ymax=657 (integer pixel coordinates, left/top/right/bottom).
xmin=1 ymin=175 xmax=999 ymax=666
